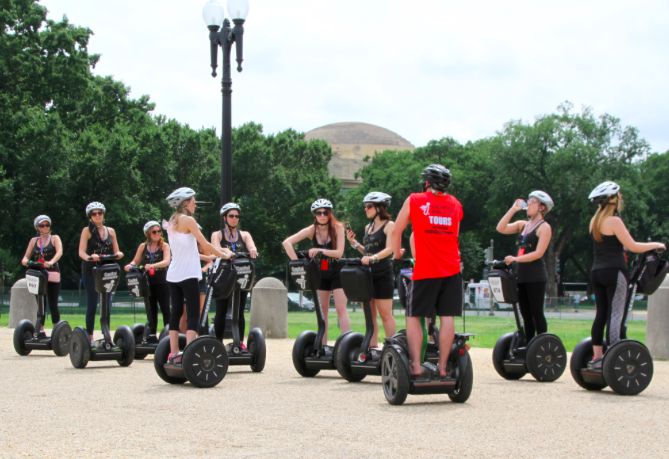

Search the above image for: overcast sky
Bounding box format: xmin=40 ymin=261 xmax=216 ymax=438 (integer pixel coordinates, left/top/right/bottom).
xmin=41 ymin=0 xmax=669 ymax=152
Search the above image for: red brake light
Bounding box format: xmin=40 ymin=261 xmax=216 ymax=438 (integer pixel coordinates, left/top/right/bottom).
xmin=465 ymin=345 xmax=470 ymax=351
xmin=459 ymin=349 xmax=465 ymax=355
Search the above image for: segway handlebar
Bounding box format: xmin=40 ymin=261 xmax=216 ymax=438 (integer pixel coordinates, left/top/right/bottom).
xmin=26 ymin=260 xmax=46 ymax=269
xmin=87 ymin=254 xmax=119 ymax=262
xmin=230 ymin=252 xmax=259 ymax=259
xmin=127 ymin=266 xmax=143 ymax=273
xmin=295 ymin=250 xmax=326 ymax=262
xmin=491 ymin=260 xmax=510 ymax=270
xmin=339 ymin=257 xmax=376 ymax=265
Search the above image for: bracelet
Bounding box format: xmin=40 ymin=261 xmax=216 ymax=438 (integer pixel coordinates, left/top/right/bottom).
xmin=373 ymin=254 xmax=379 ymax=262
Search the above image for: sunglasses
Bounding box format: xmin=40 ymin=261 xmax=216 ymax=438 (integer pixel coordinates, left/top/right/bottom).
xmin=314 ymin=210 xmax=329 ymax=217
xmin=90 ymin=211 xmax=104 ymax=217
xmin=527 ymin=198 xmax=539 ymax=205
xmin=151 ymin=230 xmax=161 ymax=235
xmin=38 ymin=223 xmax=51 ymax=228
xmin=227 ymin=214 xmax=241 ymax=219
xmin=364 ymin=204 xmax=375 ymax=210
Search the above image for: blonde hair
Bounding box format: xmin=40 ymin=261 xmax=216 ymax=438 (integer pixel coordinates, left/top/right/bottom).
xmin=170 ymin=198 xmax=193 ymax=231
xmin=592 ymin=194 xmax=624 ymax=242
xmin=144 ymin=225 xmax=164 ymax=248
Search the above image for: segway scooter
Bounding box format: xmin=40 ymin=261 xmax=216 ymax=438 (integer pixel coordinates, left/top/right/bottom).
xmin=381 ymin=259 xmax=475 ymax=405
xmin=126 ymin=267 xmax=168 ymax=359
xmin=153 ymin=257 xmax=230 ymax=388
xmin=290 ymin=251 xmax=351 ymax=377
xmin=570 ymin=249 xmax=668 ymax=395
xmin=69 ymin=255 xmax=135 ymax=368
xmin=13 ymin=261 xmax=71 ymax=356
xmin=205 ymin=252 xmax=266 ymax=372
xmin=488 ymin=261 xmax=567 ymax=382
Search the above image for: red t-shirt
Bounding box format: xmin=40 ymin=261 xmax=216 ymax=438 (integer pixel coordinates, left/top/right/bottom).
xmin=409 ymin=191 xmax=463 ymax=280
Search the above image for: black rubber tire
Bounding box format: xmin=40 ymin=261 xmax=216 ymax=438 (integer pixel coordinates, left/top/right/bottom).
xmin=182 ymin=336 xmax=228 ymax=388
xmin=332 ymin=330 xmax=352 ymax=363
xmin=570 ymin=337 xmax=608 ymax=391
xmin=69 ymin=327 xmax=91 ymax=369
xmin=526 ymin=334 xmax=567 ymax=382
xmin=335 ymin=332 xmax=366 ymax=382
xmin=492 ymin=332 xmax=526 ymax=380
xmin=158 ymin=326 xmax=169 ymax=342
xmin=113 ymin=325 xmax=136 ymax=367
xmin=130 ymin=323 xmax=147 ymax=360
xmin=381 ymin=346 xmax=410 ymax=406
xmin=51 ymin=321 xmax=72 ymax=357
xmin=449 ymin=353 xmax=474 ymax=403
xmin=13 ymin=320 xmax=34 ymax=356
xmin=602 ymin=340 xmax=653 ymax=396
xmin=248 ymin=328 xmax=266 ymax=373
xmin=292 ymin=330 xmax=320 ymax=377
xmin=153 ymin=335 xmax=187 ymax=385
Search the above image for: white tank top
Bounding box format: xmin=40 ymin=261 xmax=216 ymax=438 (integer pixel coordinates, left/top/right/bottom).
xmin=164 ymin=216 xmax=202 ymax=283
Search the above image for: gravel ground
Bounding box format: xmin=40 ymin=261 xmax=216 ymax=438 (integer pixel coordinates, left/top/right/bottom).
xmin=1 ymin=327 xmax=668 ymax=458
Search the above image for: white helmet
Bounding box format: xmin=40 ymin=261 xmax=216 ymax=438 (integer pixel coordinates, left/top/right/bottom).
xmin=220 ymin=202 xmax=241 ymax=216
xmin=311 ymin=199 xmax=333 ymax=213
xmin=34 ymin=215 xmax=51 ymax=229
xmin=85 ymin=202 xmax=106 ymax=216
xmin=528 ymin=191 xmax=554 ymax=214
xmin=363 ymin=192 xmax=391 ymax=207
xmin=166 ymin=187 xmax=196 ymax=208
xmin=589 ymin=181 xmax=620 ymax=205
xmin=143 ymin=220 xmax=161 ymax=235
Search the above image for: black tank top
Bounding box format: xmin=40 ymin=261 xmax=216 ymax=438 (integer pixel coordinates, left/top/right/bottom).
xmin=31 ymin=235 xmax=59 ymax=272
xmin=141 ymin=243 xmax=168 ymax=284
xmin=591 ymin=232 xmax=627 ymax=272
xmin=312 ymin=226 xmax=341 ymax=275
xmin=515 ymin=221 xmax=547 ymax=283
xmin=219 ymin=229 xmax=248 ymax=253
xmin=82 ymin=226 xmax=113 ymax=276
xmin=362 ymin=220 xmax=392 ymax=275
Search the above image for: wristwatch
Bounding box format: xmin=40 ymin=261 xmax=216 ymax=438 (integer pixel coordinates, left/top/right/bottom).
xmin=373 ymin=254 xmax=379 ymax=262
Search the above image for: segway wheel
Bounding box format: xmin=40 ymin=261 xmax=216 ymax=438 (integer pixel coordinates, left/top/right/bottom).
xmin=248 ymin=328 xmax=266 ymax=373
xmin=113 ymin=325 xmax=136 ymax=367
xmin=526 ymin=334 xmax=567 ymax=382
xmin=69 ymin=327 xmax=91 ymax=369
xmin=51 ymin=321 xmax=72 ymax=357
xmin=492 ymin=332 xmax=526 ymax=380
xmin=158 ymin=326 xmax=169 ymax=342
xmin=292 ymin=330 xmax=321 ymax=377
xmin=335 ymin=332 xmax=366 ymax=382
xmin=381 ymin=346 xmax=410 ymax=406
xmin=131 ymin=323 xmax=147 ymax=360
xmin=182 ymin=336 xmax=228 ymax=388
xmin=603 ymin=340 xmax=653 ymax=396
xmin=449 ymin=352 xmax=474 ymax=403
xmin=570 ymin=337 xmax=608 ymax=391
xmin=154 ymin=335 xmax=187 ymax=385
xmin=13 ymin=319 xmax=34 ymax=356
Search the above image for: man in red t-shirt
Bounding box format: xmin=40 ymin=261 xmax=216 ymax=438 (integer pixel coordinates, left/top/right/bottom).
xmin=392 ymin=164 xmax=463 ymax=378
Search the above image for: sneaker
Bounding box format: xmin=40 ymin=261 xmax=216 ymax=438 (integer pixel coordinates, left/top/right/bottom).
xmin=240 ymin=343 xmax=247 ymax=351
xmin=90 ymin=340 xmax=97 ymax=349
xmin=587 ymin=358 xmax=603 ymax=370
xmin=167 ymin=352 xmax=183 ymax=365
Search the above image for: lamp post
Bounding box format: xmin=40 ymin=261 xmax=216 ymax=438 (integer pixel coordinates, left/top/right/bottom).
xmin=202 ymin=0 xmax=249 ymax=225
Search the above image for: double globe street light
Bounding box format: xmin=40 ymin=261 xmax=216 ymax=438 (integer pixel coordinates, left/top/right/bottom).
xmin=202 ymin=0 xmax=249 ymax=219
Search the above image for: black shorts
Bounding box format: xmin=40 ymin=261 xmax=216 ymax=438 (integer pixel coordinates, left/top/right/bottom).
xmin=407 ymin=273 xmax=463 ymax=318
xmin=372 ymin=271 xmax=394 ymax=300
xmin=319 ymin=272 xmax=342 ymax=291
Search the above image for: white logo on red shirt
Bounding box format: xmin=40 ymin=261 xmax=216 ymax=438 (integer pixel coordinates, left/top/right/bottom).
xmin=420 ymin=202 xmax=430 ymax=216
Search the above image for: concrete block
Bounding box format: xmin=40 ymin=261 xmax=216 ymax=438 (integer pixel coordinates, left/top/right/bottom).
xmin=8 ymin=279 xmax=38 ymax=328
xmin=647 ymin=276 xmax=669 ymax=359
xmin=249 ymin=277 xmax=287 ymax=339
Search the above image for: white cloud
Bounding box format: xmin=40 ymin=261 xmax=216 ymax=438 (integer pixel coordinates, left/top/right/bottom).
xmin=41 ymin=0 xmax=669 ymax=152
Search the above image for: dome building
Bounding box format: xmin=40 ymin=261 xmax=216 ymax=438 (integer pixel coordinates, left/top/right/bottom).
xmin=305 ymin=122 xmax=415 ymax=189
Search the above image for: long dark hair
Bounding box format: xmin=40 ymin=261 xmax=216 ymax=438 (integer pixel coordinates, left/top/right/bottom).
xmin=312 ymin=209 xmax=342 ymax=247
xmin=374 ymin=204 xmax=392 ymax=221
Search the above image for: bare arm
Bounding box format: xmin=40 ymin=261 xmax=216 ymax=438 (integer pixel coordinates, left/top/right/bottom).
xmin=156 ymin=243 xmax=171 ymax=269
xmin=108 ymin=228 xmax=124 ymax=259
xmin=376 ymin=221 xmax=396 ymax=260
xmin=124 ymin=243 xmax=145 ymax=271
xmin=409 ymin=232 xmax=415 ymax=258
xmin=210 ymin=231 xmax=233 ymax=258
xmin=241 ymin=231 xmax=258 ymax=258
xmin=22 ymin=238 xmax=36 ymax=266
xmin=506 ymin=223 xmax=552 ymax=264
xmin=392 ymin=197 xmax=411 ymax=259
xmin=283 ymin=226 xmax=314 ymax=261
xmin=496 ymin=200 xmax=528 ymax=235
xmin=181 ymin=216 xmax=229 ymax=259
xmin=50 ymin=236 xmax=63 ymax=265
xmin=609 ymin=217 xmax=666 ymax=253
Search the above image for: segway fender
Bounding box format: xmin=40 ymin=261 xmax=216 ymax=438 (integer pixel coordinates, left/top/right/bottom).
xmin=389 ymin=343 xmax=410 ymax=370
xmin=456 ymin=350 xmax=470 ymax=381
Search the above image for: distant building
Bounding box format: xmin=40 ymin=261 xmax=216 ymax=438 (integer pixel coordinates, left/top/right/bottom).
xmin=305 ymin=122 xmax=415 ymax=189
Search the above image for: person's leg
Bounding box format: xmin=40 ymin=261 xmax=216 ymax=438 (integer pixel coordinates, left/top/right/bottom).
xmin=155 ymin=283 xmax=171 ymax=329
xmin=406 ymin=278 xmax=437 ymax=376
xmin=147 ymin=284 xmax=159 ymax=335
xmin=369 ymin=299 xmax=380 ymax=348
xmin=213 ymin=297 xmax=229 ymax=341
xmin=333 ymin=288 xmax=350 ymax=335
xmin=435 ymin=274 xmax=461 ymax=376
xmin=406 ymin=316 xmax=425 ymax=376
xmin=437 ymin=316 xmax=455 ymax=376
xmin=168 ymin=282 xmax=186 ymax=356
xmin=238 ymin=291 xmax=248 ymax=344
xmin=317 ymin=290 xmax=332 ymax=344
xmin=375 ymin=299 xmax=395 ymax=347
xmin=184 ymin=278 xmax=201 ymax=344
xmin=590 ymin=271 xmax=609 ymax=360
xmin=606 ymin=270 xmax=628 ymax=347
xmin=527 ymin=282 xmax=547 ymax=335
xmin=47 ymin=281 xmax=61 ymax=327
xmin=82 ymin=274 xmax=98 ymax=340
xmin=516 ymin=283 xmax=535 ymax=341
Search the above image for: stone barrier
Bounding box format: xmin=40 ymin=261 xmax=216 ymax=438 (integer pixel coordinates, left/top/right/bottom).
xmin=249 ymin=277 xmax=287 ymax=339
xmin=647 ymin=276 xmax=669 ymax=359
xmin=8 ymin=279 xmax=38 ymax=328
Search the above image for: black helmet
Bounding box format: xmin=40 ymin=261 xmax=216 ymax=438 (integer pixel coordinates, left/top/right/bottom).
xmin=421 ymin=164 xmax=452 ymax=192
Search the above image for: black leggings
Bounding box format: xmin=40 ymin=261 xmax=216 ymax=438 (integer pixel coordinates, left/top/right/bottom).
xmin=148 ymin=282 xmax=171 ymax=334
xmin=517 ymin=282 xmax=547 ymax=341
xmin=40 ymin=281 xmax=61 ymax=324
xmin=168 ymin=278 xmax=200 ymax=332
xmin=591 ymin=268 xmax=628 ymax=346
xmin=214 ymin=290 xmax=248 ymax=342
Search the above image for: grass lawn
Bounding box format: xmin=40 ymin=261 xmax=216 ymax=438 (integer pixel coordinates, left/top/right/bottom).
xmin=1 ymin=311 xmax=646 ymax=352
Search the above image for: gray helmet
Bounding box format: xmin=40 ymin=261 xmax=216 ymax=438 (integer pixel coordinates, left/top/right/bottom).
xmin=421 ymin=164 xmax=452 ymax=191
xmin=220 ymin=202 xmax=241 ymax=216
xmin=34 ymin=215 xmax=51 ymax=229
xmin=528 ymin=190 xmax=554 ymax=214
xmin=85 ymin=202 xmax=106 ymax=216
xmin=166 ymin=187 xmax=196 ymax=208
xmin=311 ymin=199 xmax=333 ymax=213
xmin=589 ymin=181 xmax=620 ymax=205
xmin=143 ymin=220 xmax=161 ymax=235
xmin=363 ymin=192 xmax=391 ymax=207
